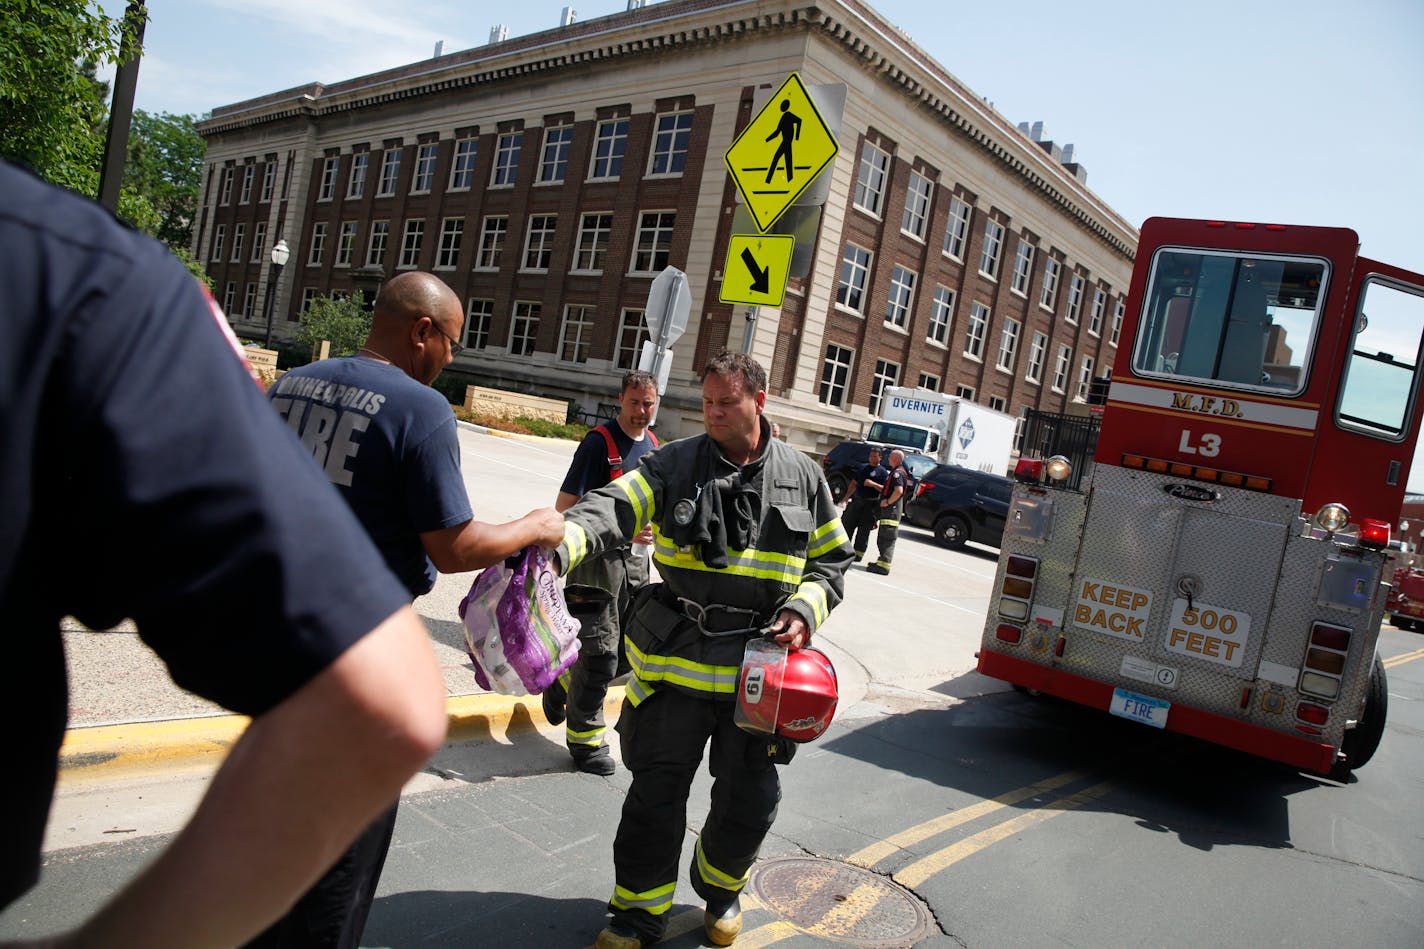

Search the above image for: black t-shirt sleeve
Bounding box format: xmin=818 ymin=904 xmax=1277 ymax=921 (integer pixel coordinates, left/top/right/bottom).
xmin=560 ymin=430 xmax=612 ymax=497
xmin=49 ymin=248 xmax=410 ymax=715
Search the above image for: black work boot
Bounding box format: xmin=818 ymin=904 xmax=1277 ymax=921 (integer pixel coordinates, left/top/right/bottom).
xmin=594 ymin=922 xmax=643 ymax=949
xmin=703 ymin=891 xmax=742 ymax=946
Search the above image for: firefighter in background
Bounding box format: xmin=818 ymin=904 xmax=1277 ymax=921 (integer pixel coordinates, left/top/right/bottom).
xmin=865 ymin=448 xmax=909 ymax=576
xmin=842 ymin=445 xmax=887 ymax=561
xmin=554 ymin=351 xmax=852 ymax=949
xmin=544 ymin=371 xmax=660 ymax=775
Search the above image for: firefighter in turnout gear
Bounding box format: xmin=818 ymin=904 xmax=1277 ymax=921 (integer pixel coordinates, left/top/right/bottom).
xmin=555 ymin=352 xmax=853 ymax=949
xmin=865 ymin=448 xmax=908 ymax=576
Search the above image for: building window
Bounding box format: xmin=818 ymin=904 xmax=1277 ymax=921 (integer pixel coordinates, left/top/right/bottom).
xmin=885 ymin=265 xmax=916 ymax=329
xmin=1110 ymin=300 xmax=1124 ymax=346
xmin=1066 ymin=273 xmax=1084 ymax=324
xmin=1088 ymin=287 xmax=1106 ymax=336
xmin=509 ymin=301 xmax=540 ymax=356
xmin=1010 ymin=240 xmax=1034 ymax=295
xmin=378 ymin=149 xmax=401 ymax=197
xmin=649 ymin=111 xmax=692 ymax=175
xmin=870 ymin=359 xmax=900 ymax=416
xmin=615 ymin=309 xmax=648 ymax=369
xmin=1026 ymin=332 xmax=1048 ymax=384
xmin=492 ymin=131 xmax=522 ymax=186
xmin=943 ymin=197 xmax=971 ymax=260
xmin=466 ymin=299 xmax=493 ymax=350
xmin=437 ymin=218 xmax=464 ymax=270
xmin=955 ymin=384 xmax=975 ymax=400
xmin=348 ymin=153 xmax=368 ymax=198
xmin=239 ymin=282 xmax=256 ymax=318
xmin=996 ymin=318 xmax=1020 ymax=372
xmin=335 ymin=222 xmax=357 ymax=267
xmin=819 ymin=344 xmax=853 ymax=407
xmin=522 ymin=215 xmax=557 ymax=271
xmin=399 ymin=219 xmax=424 ymax=269
xmin=1076 ymin=356 xmax=1096 ymax=400
xmin=449 ymin=136 xmax=477 ymax=190
xmin=300 ymin=287 xmax=320 ymax=313
xmin=633 ymin=211 xmax=674 ymax=273
xmin=901 ymin=171 xmax=932 ymax=239
xmin=1052 ymin=344 xmax=1072 ymax=393
xmin=239 ymin=165 xmax=255 ymax=204
xmin=918 ymin=372 xmax=940 ymax=391
xmin=1040 ymin=257 xmax=1060 ymax=310
xmin=222 ymin=280 xmax=236 ymax=313
xmin=928 ymin=285 xmax=954 ymax=345
xmin=988 ymin=395 xmax=1006 ymax=412
xmin=590 ymin=118 xmax=628 ymax=179
xmin=231 ymin=223 xmax=245 ymax=262
xmin=560 ymin=304 xmax=594 ymax=363
xmin=836 ymin=244 xmax=872 ymax=313
xmin=412 ymin=143 xmax=437 ymax=193
xmin=218 ymin=167 xmax=233 ymax=205
xmin=318 ymin=156 xmax=338 ymax=201
xmin=539 ymin=125 xmax=573 ymax=183
xmin=574 ymin=213 xmax=612 ymax=273
xmin=261 ymin=162 xmax=276 ymax=202
xmin=252 ymin=222 xmax=266 ymax=263
xmin=853 ymin=141 xmax=890 ymax=217
xmin=477 ymin=216 xmax=508 ymax=270
xmin=979 ymin=219 xmax=1004 ymax=279
xmin=307 ymin=223 xmax=327 ymax=266
xmin=211 ymin=224 xmax=225 ymax=261
xmin=965 ymin=302 xmax=989 ymax=360
xmin=366 ymin=221 xmax=389 ymax=267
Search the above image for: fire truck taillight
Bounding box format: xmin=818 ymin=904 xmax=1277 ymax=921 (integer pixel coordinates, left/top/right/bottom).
xmin=995 ymin=623 xmax=1023 ymax=644
xmin=1298 ymin=622 xmax=1351 ymax=701
xmin=1358 ymin=519 xmax=1390 ymax=550
xmin=1314 ymin=503 xmax=1351 ymax=534
xmin=1296 ymin=702 xmax=1330 ymax=726
xmin=1044 ymin=455 xmax=1072 ymax=483
xmin=1015 ymin=458 xmax=1044 ymax=483
xmin=998 ymin=555 xmax=1039 ymax=621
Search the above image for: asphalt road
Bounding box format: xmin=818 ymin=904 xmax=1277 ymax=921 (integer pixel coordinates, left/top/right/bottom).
xmin=8 ymin=426 xmax=1424 ymax=947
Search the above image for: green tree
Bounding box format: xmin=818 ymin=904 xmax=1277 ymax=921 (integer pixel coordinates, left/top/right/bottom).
xmin=170 ymin=244 xmax=213 ymax=291
xmin=296 ymin=294 xmax=372 ymax=357
xmin=0 ymin=2 xmax=125 ymax=190
xmin=124 ymin=110 xmax=205 ymax=249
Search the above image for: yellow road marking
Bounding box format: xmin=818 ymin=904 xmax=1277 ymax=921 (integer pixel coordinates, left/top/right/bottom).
xmin=846 ymin=768 xmax=1091 ymax=867
xmin=894 ymin=779 xmax=1116 ymax=889
xmin=1383 ymin=646 xmax=1424 ymax=669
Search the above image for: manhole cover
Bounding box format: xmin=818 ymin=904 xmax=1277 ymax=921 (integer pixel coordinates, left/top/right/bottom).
xmin=749 ymin=855 xmax=932 ymax=947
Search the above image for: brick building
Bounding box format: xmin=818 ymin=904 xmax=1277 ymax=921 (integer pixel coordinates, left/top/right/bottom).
xmin=195 ymin=0 xmax=1137 ymax=451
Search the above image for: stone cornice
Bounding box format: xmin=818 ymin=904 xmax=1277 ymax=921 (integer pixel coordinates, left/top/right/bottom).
xmin=195 ymin=0 xmax=1134 ymax=260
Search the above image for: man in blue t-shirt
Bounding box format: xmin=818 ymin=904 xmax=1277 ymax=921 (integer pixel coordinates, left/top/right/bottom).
xmin=263 ymin=271 xmax=564 ymax=947
xmin=542 ymin=371 xmax=660 ymax=774
xmin=2 ymin=159 xmax=448 ymax=947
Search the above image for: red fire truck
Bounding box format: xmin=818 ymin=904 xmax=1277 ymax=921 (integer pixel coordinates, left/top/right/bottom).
xmin=980 ymin=217 xmax=1424 ymax=777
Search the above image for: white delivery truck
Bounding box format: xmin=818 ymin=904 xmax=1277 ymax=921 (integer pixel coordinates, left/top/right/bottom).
xmin=866 ymin=386 xmax=1016 ymax=475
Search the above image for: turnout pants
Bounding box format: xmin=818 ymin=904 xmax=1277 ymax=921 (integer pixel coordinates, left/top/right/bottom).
xmin=608 ymin=687 xmax=792 ymax=943
xmin=874 ymin=501 xmax=901 ymax=571
xmin=559 ymin=547 xmax=649 ymax=762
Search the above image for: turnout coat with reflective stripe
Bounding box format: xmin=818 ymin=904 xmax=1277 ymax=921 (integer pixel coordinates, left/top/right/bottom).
xmin=557 ymin=431 xmax=852 ymax=700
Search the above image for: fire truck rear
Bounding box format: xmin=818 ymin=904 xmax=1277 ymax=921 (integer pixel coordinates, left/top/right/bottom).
xmin=979 ymin=217 xmax=1424 ymax=777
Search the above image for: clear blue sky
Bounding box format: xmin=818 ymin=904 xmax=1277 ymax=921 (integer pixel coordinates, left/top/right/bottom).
xmin=99 ymin=0 xmax=1424 ymax=489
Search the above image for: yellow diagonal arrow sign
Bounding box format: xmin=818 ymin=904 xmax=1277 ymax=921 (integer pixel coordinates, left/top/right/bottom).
xmin=720 ymin=234 xmax=794 ymax=307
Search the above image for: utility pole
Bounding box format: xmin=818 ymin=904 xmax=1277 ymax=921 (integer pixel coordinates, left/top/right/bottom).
xmin=98 ymin=2 xmax=148 ymax=212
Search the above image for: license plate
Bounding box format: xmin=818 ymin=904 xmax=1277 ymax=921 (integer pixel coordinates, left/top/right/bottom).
xmin=1109 ymin=688 xmax=1169 ymax=729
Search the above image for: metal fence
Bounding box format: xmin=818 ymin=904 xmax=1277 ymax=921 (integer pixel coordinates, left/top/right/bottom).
xmin=1019 ymin=409 xmax=1102 ymax=490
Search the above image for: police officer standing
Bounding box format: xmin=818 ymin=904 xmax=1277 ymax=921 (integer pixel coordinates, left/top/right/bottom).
xmin=842 ymin=445 xmax=887 ymax=562
xmin=866 ymin=448 xmax=909 ymax=576
xmin=553 ymin=351 xmax=853 ymax=949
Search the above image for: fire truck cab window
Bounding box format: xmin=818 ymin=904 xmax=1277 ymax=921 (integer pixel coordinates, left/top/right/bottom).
xmin=1337 ymin=278 xmax=1424 ymax=440
xmin=1132 ymin=248 xmax=1326 ymax=396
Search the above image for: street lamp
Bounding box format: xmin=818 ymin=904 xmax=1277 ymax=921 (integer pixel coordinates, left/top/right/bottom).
xmin=261 ymin=238 xmax=291 ymax=349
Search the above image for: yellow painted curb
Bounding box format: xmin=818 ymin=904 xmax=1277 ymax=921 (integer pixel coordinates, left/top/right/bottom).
xmin=58 ymin=686 xmax=627 ymax=783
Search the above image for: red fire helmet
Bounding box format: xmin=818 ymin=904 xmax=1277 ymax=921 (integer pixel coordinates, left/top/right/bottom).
xmin=737 ymin=645 xmax=839 ymax=743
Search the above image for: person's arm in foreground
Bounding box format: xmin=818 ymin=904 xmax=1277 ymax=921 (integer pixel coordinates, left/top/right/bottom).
xmin=42 ymin=605 xmax=446 ymax=949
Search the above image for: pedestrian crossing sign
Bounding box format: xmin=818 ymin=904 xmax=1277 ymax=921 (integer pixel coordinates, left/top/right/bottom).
xmin=724 ymin=73 xmax=840 ymax=233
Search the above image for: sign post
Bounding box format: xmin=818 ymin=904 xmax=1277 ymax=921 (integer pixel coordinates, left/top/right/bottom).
xmin=639 ymin=266 xmax=690 ymax=395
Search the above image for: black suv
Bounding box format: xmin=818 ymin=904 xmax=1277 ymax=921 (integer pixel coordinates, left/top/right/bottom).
xmin=903 ymin=464 xmax=1013 ymax=549
xmin=820 ymin=440 xmax=937 ymax=502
